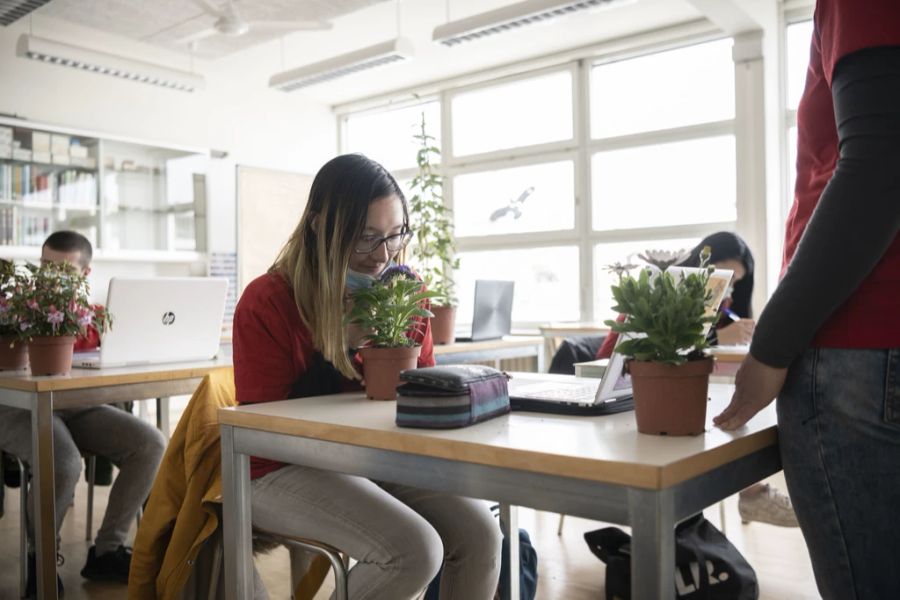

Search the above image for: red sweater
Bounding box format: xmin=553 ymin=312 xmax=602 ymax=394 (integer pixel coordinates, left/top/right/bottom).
xmin=233 ymin=272 xmax=435 ymax=479
xmin=785 ymin=0 xmax=900 ymax=347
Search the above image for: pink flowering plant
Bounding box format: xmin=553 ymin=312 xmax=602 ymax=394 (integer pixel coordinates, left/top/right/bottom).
xmin=0 ymin=259 xmax=28 ymax=340
xmin=9 ymin=261 xmax=110 ymax=341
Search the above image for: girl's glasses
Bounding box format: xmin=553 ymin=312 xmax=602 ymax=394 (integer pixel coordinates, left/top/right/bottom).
xmin=353 ymin=231 xmax=413 ymax=254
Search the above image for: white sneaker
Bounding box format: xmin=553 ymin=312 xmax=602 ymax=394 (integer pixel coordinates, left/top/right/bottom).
xmin=738 ymin=484 xmax=799 ymax=527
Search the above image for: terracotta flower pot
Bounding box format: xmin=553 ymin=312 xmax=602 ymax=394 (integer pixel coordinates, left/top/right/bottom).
xmin=628 ymin=357 xmax=714 ymax=436
xmin=27 ymin=335 xmax=76 ymax=376
xmin=429 ymin=305 xmax=457 ymax=345
xmin=359 ymin=345 xmax=422 ymax=401
xmin=0 ymin=335 xmax=28 ymax=371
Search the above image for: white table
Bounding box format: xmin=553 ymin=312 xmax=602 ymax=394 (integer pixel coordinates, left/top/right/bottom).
xmin=0 ymin=358 xmax=232 ymax=600
xmin=219 ymin=380 xmax=779 ymax=599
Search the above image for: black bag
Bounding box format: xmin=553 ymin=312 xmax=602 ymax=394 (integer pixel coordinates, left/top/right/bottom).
xmin=584 ymin=514 xmax=759 ymax=600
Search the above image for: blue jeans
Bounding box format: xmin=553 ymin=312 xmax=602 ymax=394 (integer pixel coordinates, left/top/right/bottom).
xmin=777 ymin=348 xmax=900 ymax=600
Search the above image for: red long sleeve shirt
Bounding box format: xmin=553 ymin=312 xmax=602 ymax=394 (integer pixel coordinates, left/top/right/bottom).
xmin=233 ymin=272 xmax=435 ymax=479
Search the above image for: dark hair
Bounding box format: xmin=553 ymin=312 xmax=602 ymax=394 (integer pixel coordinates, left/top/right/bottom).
xmin=43 ymin=231 xmax=93 ymax=268
xmin=680 ymin=231 xmax=755 ymax=318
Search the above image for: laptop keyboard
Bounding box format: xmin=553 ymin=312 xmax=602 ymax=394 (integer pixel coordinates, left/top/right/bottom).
xmin=511 ymin=381 xmax=599 ymax=403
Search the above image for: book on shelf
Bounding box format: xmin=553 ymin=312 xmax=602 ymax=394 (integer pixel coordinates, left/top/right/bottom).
xmin=32 ymin=151 xmax=51 ymax=164
xmin=12 ymin=149 xmax=32 ymax=161
xmin=50 ymin=134 xmax=70 ymax=155
xmin=69 ymin=144 xmax=88 ymax=159
xmin=51 ymin=154 xmax=71 ymax=166
xmin=0 ymin=145 xmax=10 ymax=159
xmin=32 ymin=131 xmax=51 ymax=153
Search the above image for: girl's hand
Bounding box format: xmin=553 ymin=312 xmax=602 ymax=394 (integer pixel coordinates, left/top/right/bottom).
xmin=717 ymin=319 xmax=755 ymax=345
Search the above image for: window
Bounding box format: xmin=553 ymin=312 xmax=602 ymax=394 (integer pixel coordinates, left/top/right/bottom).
xmin=786 ymin=21 xmax=814 ymax=111
xmin=592 ymin=136 xmax=736 ymax=231
xmin=453 ymin=160 xmax=575 ymax=237
xmin=450 ymin=70 xmax=573 ymax=157
xmin=456 ymin=246 xmax=580 ymax=323
xmin=344 ymin=100 xmax=440 ymax=171
xmin=591 ymin=39 xmax=734 ymax=138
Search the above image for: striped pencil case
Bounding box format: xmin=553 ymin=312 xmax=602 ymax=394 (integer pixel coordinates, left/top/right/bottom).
xmin=396 ymin=364 xmax=511 ymax=429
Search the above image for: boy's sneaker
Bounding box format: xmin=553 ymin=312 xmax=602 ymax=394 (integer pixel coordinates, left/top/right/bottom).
xmin=80 ymin=545 xmax=132 ymax=583
xmin=24 ymin=552 xmax=65 ymax=598
xmin=738 ymin=484 xmax=799 ymax=527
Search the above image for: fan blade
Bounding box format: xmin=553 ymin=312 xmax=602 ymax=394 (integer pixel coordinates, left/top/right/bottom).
xmin=192 ymin=0 xmax=225 ymax=18
xmin=246 ymin=20 xmax=332 ymax=32
xmin=175 ymin=27 xmax=219 ymax=45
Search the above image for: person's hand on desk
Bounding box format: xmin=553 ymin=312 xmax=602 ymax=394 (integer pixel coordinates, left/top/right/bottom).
xmin=716 ymin=319 xmax=755 ymax=346
xmin=714 ymin=353 xmax=787 ymax=430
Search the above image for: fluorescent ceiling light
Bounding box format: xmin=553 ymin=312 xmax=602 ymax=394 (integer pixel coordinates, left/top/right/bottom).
xmin=270 ymin=38 xmax=413 ymax=92
xmin=433 ymin=0 xmax=630 ymax=47
xmin=16 ymin=34 xmax=205 ymax=93
xmin=0 ymin=0 xmax=51 ymax=26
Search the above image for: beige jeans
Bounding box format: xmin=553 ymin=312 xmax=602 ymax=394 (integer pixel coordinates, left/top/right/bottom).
xmin=250 ymin=464 xmax=502 ymax=600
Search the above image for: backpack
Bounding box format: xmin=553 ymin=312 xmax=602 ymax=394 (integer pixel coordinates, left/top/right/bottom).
xmin=584 ymin=514 xmax=758 ymax=600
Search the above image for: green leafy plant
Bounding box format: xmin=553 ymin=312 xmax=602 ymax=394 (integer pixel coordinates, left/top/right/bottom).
xmin=9 ymin=261 xmax=111 ymax=341
xmin=407 ymin=111 xmax=459 ymax=306
xmin=348 ymin=264 xmax=437 ymax=348
xmin=605 ymin=247 xmax=716 ymax=365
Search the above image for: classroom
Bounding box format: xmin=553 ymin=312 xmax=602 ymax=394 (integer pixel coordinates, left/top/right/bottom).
xmin=1 ymin=1 xmax=898 ymax=599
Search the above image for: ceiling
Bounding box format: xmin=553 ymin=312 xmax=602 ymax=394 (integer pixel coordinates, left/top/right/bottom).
xmin=23 ymin=0 xmax=740 ymax=105
xmin=37 ymin=0 xmax=391 ymax=59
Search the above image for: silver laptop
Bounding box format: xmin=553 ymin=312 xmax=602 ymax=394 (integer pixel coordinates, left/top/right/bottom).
xmin=509 ymin=343 xmax=633 ymax=415
xmin=74 ymin=277 xmax=228 ymax=368
xmin=455 ymin=280 xmax=515 ymax=342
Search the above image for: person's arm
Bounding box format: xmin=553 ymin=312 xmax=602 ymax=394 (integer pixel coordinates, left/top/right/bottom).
xmin=717 ymin=46 xmax=900 ymax=430
xmin=233 ymin=286 xmax=304 ymax=404
xmin=751 ymin=46 xmax=900 ymax=367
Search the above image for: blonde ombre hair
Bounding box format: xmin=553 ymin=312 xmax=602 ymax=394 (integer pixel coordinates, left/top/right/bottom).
xmin=271 ymin=154 xmax=408 ymax=379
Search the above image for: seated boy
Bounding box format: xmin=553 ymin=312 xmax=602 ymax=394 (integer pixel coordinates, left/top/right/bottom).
xmin=0 ymin=231 xmax=166 ymax=595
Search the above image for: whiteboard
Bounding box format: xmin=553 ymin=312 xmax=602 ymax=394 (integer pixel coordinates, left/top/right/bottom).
xmin=236 ymin=165 xmax=313 ymax=295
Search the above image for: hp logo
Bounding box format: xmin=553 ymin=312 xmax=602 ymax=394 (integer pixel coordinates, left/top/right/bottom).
xmin=161 ymin=311 xmax=176 ymax=326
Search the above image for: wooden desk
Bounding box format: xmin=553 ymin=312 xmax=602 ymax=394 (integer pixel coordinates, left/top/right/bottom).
xmin=0 ymin=358 xmax=231 ymax=600
xmin=219 ymin=381 xmax=779 ymax=600
xmin=433 ymin=336 xmax=545 ymax=371
xmin=708 ymin=345 xmax=749 ymax=382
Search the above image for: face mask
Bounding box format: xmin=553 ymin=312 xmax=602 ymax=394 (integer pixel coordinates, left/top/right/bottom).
xmin=346 ymin=268 xmax=376 ymax=292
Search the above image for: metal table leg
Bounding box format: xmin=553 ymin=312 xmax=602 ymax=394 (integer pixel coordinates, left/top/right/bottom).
xmin=32 ymin=391 xmax=58 ymax=600
xmin=221 ymin=425 xmax=253 ymax=600
xmin=629 ymin=487 xmax=675 ymax=600
xmin=156 ymin=397 xmax=171 ymax=438
xmin=499 ymin=504 xmax=520 ymax=600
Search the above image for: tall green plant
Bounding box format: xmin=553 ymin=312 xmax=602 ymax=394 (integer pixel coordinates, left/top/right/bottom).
xmin=408 ymin=112 xmax=458 ymax=306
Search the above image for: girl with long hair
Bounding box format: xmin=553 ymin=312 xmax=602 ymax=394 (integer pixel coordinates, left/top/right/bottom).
xmin=233 ymin=154 xmax=501 ymax=599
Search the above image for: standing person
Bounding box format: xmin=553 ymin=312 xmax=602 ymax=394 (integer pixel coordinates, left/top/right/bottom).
xmin=714 ymin=3 xmax=900 ymax=598
xmin=233 ymin=154 xmax=501 ymax=600
xmin=0 ymin=231 xmax=167 ymax=596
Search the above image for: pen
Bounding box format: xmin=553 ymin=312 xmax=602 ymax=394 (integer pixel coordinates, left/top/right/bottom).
xmin=722 ymin=307 xmax=740 ymax=322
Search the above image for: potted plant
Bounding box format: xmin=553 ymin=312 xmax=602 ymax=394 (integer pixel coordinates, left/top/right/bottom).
xmin=606 ymin=248 xmax=718 ymax=436
xmin=407 ymin=112 xmax=459 ymax=345
xmin=11 ymin=261 xmax=110 ymax=375
xmin=348 ymin=264 xmax=437 ymax=400
xmin=0 ymin=259 xmax=28 ymax=371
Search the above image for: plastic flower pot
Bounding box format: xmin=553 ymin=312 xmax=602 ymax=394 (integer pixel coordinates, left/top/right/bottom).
xmin=27 ymin=335 xmax=76 ymax=376
xmin=359 ymin=345 xmax=422 ymax=401
xmin=628 ymin=356 xmax=714 ymax=436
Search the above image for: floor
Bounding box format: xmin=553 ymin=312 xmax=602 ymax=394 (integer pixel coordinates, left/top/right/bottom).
xmin=0 ymin=468 xmax=820 ymax=599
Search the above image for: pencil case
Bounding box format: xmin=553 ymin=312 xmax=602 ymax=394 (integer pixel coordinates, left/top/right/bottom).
xmin=395 ymin=364 xmax=510 ymax=429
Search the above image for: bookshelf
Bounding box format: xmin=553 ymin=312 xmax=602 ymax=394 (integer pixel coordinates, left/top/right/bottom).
xmin=0 ymin=117 xmax=209 ymax=260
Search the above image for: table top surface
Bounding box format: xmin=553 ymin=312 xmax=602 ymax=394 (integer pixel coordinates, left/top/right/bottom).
xmin=432 ymin=336 xmax=543 ymax=354
xmin=538 ymin=322 xmax=609 ymax=335
xmin=219 ymin=375 xmax=775 ymax=490
xmin=0 ymin=356 xmax=232 ymax=392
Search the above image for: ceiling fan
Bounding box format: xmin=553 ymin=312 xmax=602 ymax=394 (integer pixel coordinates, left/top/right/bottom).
xmin=177 ymin=0 xmax=332 ymax=45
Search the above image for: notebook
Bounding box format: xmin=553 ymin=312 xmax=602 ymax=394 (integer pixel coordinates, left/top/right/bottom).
xmin=509 ymin=344 xmax=634 ymax=416
xmin=73 ymin=277 xmax=228 ymax=369
xmin=455 ymin=280 xmax=515 ymax=342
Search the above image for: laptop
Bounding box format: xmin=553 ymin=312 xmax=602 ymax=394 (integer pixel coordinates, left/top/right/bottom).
xmin=509 ymin=343 xmax=634 ymax=416
xmin=74 ymin=277 xmax=228 ymax=369
xmin=455 ymin=280 xmax=514 ymax=342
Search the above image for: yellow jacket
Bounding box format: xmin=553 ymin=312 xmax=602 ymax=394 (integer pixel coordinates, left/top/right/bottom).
xmin=128 ymin=367 xmax=329 ymax=599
